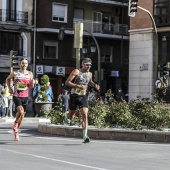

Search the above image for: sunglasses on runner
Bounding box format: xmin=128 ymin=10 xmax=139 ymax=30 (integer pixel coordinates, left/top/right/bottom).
xmin=84 ymin=63 xmax=92 ymax=66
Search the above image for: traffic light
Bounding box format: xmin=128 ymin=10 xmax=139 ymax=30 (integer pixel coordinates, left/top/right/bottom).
xmin=10 ymin=50 xmax=18 ymax=71
xmin=160 ymin=63 xmax=169 ymax=77
xmin=58 ymin=27 xmax=65 ymax=40
xmin=128 ymin=0 xmax=138 ymax=17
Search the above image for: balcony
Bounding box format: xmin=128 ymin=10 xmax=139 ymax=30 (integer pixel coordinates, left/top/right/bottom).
xmin=73 ymin=0 xmax=128 ymax=6
xmin=0 ymin=9 xmax=28 ymax=24
xmin=154 ymin=15 xmax=170 ymax=27
xmin=73 ymin=18 xmax=128 ymax=36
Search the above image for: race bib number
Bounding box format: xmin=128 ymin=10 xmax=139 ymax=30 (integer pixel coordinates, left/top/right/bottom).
xmin=75 ymin=88 xmax=86 ymax=95
xmin=16 ymin=82 xmax=27 ymax=90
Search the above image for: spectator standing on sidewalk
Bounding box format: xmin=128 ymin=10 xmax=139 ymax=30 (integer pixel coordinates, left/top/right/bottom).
xmin=0 ymin=92 xmax=5 ymax=118
xmin=62 ymin=90 xmax=69 ymax=112
xmin=62 ymin=90 xmax=70 ymax=120
xmin=33 ymin=78 xmax=41 ymax=117
xmin=116 ymin=88 xmax=125 ymax=103
xmin=57 ymin=93 xmax=63 ymax=108
xmin=105 ymin=88 xmax=115 ymax=103
xmin=45 ymin=82 xmax=53 ymax=102
xmin=65 ymin=58 xmax=100 ymax=143
xmin=2 ymin=81 xmax=10 ymax=117
xmin=6 ymin=58 xmax=34 ymax=141
xmin=0 ymin=83 xmax=4 ymax=94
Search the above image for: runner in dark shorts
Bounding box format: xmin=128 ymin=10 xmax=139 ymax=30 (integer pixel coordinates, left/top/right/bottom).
xmin=6 ymin=58 xmax=34 ymax=141
xmin=13 ymin=96 xmax=28 ymax=112
xmin=66 ymin=58 xmax=100 ymax=143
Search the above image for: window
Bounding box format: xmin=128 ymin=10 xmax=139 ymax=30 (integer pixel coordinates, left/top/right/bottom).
xmin=0 ymin=32 xmax=23 ymax=55
xmin=101 ymin=45 xmax=112 ymax=63
xmin=6 ymin=0 xmax=17 ymax=21
xmin=154 ymin=0 xmax=170 ymax=26
xmin=158 ymin=33 xmax=170 ymax=63
xmin=74 ymin=8 xmax=84 ymax=20
xmin=43 ymin=41 xmax=58 ymax=59
xmin=52 ymin=3 xmax=67 ymax=23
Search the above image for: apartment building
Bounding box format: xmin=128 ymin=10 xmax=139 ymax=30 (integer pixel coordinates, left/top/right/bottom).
xmin=0 ymin=0 xmax=130 ymax=102
xmin=129 ymin=0 xmax=170 ymax=101
xmin=34 ymin=0 xmax=130 ymax=100
xmin=0 ymin=0 xmax=33 ymax=82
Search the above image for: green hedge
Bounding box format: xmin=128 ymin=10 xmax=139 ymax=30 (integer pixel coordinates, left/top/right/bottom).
xmin=45 ymin=99 xmax=170 ymax=130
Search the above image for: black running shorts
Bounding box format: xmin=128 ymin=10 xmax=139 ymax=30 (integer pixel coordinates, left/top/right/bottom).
xmin=13 ymin=96 xmax=28 ymax=112
xmin=69 ymin=94 xmax=88 ymax=110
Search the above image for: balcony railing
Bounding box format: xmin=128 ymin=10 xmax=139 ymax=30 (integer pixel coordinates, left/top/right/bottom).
xmin=154 ymin=15 xmax=170 ymax=27
xmin=0 ymin=9 xmax=28 ymax=24
xmin=74 ymin=18 xmax=128 ymax=35
xmin=74 ymin=0 xmax=128 ymax=5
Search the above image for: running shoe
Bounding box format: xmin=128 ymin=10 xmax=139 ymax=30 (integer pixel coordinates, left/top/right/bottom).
xmin=14 ymin=132 xmax=20 ymax=141
xmin=82 ymin=136 xmax=90 ymax=143
xmin=65 ymin=117 xmax=71 ymax=124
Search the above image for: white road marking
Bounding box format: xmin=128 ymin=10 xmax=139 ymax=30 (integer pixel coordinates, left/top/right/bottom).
xmin=0 ymin=148 xmax=109 ymax=170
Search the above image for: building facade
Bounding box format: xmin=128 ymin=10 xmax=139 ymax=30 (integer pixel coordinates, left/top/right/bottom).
xmin=0 ymin=0 xmax=33 ymax=81
xmin=0 ymin=0 xmax=130 ymax=102
xmin=34 ymin=0 xmax=130 ymax=100
xmin=129 ymin=0 xmax=170 ymax=101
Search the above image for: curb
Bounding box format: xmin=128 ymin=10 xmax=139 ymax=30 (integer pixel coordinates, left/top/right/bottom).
xmin=38 ymin=124 xmax=170 ymax=143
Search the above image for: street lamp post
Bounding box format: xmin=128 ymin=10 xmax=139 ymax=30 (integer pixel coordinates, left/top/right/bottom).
xmin=74 ymin=22 xmax=83 ymax=68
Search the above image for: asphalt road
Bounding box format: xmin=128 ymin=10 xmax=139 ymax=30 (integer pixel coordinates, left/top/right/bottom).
xmin=0 ymin=123 xmax=170 ymax=170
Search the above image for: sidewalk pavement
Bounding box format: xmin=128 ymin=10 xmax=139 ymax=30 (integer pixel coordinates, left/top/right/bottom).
xmin=38 ymin=124 xmax=170 ymax=143
xmin=0 ymin=117 xmax=50 ymax=124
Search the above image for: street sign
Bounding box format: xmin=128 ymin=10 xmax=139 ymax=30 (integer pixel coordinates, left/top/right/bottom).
xmin=155 ymin=78 xmax=163 ymax=88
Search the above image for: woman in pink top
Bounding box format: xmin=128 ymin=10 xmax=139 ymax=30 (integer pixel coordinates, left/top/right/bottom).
xmin=6 ymin=58 xmax=34 ymax=141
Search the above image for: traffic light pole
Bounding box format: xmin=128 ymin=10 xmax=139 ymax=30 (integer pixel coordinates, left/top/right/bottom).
xmin=9 ymin=50 xmax=18 ymax=118
xmin=10 ymin=50 xmax=14 ymax=73
xmin=137 ymin=6 xmax=157 ymax=34
xmin=9 ymin=50 xmax=14 ymax=118
xmin=128 ymin=3 xmax=158 ymax=99
xmin=74 ymin=22 xmax=83 ymax=69
xmin=137 ymin=6 xmax=158 ymax=78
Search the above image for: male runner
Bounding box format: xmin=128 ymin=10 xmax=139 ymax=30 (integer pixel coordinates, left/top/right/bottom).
xmin=65 ymin=58 xmax=100 ymax=143
xmin=6 ymin=58 xmax=34 ymax=141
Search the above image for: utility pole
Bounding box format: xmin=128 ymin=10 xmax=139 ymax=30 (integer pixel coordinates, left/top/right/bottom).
xmin=9 ymin=50 xmax=18 ymax=118
xmin=74 ymin=22 xmax=83 ymax=68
